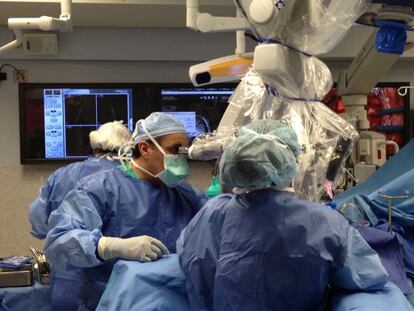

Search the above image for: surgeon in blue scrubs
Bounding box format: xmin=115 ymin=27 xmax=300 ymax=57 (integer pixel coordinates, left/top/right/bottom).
xmin=179 ymin=119 xmax=389 ymax=311
xmin=45 ymin=112 xmax=208 ymax=310
xmin=29 ymin=120 xmax=131 ymax=239
xmin=28 ymin=121 xmax=131 ymax=310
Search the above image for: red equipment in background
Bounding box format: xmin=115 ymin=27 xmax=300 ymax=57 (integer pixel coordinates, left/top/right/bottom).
xmin=322 ymin=86 xmax=406 ymax=156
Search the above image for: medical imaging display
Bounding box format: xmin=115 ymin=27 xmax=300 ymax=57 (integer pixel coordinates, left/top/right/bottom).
xmin=21 ymin=86 xmax=133 ymax=161
xmin=20 ymin=84 xmax=235 ymax=163
xmin=160 ymin=87 xmax=234 ymax=142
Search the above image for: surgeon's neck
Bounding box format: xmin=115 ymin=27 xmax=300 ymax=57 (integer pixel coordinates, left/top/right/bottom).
xmin=131 ymin=158 xmax=163 ymax=186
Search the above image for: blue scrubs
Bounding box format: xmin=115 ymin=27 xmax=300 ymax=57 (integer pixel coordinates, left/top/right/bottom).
xmin=179 ymin=189 xmax=388 ymax=311
xmin=29 ymin=156 xmax=118 ymax=239
xmin=97 ymin=256 xmax=190 ymax=311
xmin=45 ymin=166 xmax=208 ymax=310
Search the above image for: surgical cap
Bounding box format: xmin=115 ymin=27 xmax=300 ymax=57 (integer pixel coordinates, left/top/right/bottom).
xmin=89 ymin=121 xmax=131 ymax=152
xmin=220 ymin=119 xmax=301 ymax=189
xmin=132 ymin=112 xmax=186 ymax=144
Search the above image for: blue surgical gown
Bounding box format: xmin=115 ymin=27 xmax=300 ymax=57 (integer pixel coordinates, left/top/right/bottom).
xmin=29 ymin=156 xmax=118 ymax=239
xmin=44 ymin=167 xmax=207 ymax=310
xmin=179 ymin=189 xmax=389 ymax=311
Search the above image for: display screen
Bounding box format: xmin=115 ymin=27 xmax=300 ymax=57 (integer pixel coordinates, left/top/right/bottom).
xmin=21 ymin=86 xmax=133 ymax=162
xmin=160 ymin=88 xmax=234 ymax=142
xmin=165 ymin=111 xmax=197 ymax=135
xmin=20 ymin=83 xmax=236 ymax=163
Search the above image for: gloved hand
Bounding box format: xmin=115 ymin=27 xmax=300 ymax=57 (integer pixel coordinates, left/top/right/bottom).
xmin=97 ymin=235 xmax=170 ymax=262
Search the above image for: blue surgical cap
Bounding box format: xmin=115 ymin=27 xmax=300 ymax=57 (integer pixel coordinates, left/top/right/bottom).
xmin=132 ymin=112 xmax=186 ymax=144
xmin=220 ymin=119 xmax=301 ymax=189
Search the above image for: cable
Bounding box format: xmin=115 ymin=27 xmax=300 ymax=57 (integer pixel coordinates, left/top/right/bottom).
xmin=244 ymin=32 xmax=259 ymax=43
xmin=343 ymin=167 xmax=359 ymax=185
xmin=0 ymin=63 xmax=25 ymax=81
xmin=0 ymin=63 xmax=19 ymax=72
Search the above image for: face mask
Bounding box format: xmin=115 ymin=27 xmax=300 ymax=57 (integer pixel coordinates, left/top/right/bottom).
xmin=131 ymin=121 xmax=190 ymax=187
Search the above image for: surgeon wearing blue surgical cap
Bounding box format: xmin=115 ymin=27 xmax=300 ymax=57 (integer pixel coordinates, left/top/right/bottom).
xmin=178 ymin=119 xmax=388 ymax=311
xmin=45 ymin=112 xmax=208 ymax=310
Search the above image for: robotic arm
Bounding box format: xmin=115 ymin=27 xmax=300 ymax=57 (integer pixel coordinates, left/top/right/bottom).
xmin=0 ymin=0 xmax=72 ymax=55
xmin=187 ymin=2 xmax=413 ymax=155
xmin=185 ymin=0 xmax=414 ymax=201
xmin=186 ymin=0 xmax=248 ymax=33
xmin=186 ymin=0 xmax=367 ymax=162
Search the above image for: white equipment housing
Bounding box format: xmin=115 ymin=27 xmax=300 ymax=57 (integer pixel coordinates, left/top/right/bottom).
xmin=186 ymin=0 xmax=253 ymax=87
xmin=23 ymin=33 xmax=58 ymax=56
xmin=0 ymin=0 xmax=72 ymax=55
xmin=189 ymin=53 xmax=253 ymax=87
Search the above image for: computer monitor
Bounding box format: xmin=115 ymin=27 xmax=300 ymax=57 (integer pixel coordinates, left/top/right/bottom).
xmin=160 ymin=86 xmax=235 ymax=142
xmin=20 ymin=83 xmax=236 ymax=163
xmin=164 ymin=111 xmax=197 ymax=135
xmin=20 ymin=84 xmax=133 ymax=163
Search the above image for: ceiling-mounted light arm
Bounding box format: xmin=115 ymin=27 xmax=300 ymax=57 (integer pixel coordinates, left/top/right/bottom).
xmin=235 ymin=8 xmax=246 ymax=56
xmin=60 ymin=0 xmax=72 ymax=21
xmin=8 ymin=16 xmax=72 ymax=32
xmin=186 ymin=0 xmax=249 ymax=32
xmin=0 ymin=0 xmax=72 ymax=55
xmin=8 ymin=0 xmax=72 ymax=32
xmin=0 ymin=29 xmax=23 ymax=54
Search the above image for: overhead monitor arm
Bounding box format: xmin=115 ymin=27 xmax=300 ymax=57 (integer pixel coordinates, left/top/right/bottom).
xmin=0 ymin=0 xmax=72 ymax=55
xmin=186 ymin=0 xmax=249 ymax=33
xmin=0 ymin=29 xmax=23 ymax=55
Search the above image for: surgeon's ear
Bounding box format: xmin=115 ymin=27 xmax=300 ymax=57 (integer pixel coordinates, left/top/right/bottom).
xmin=138 ymin=141 xmax=152 ymax=159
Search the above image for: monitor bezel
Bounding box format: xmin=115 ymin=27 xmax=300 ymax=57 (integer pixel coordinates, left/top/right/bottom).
xmin=19 ymin=83 xmax=140 ymax=164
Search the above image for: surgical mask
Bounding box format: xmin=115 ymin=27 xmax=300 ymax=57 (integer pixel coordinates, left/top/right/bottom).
xmin=130 ymin=121 xmax=190 ymax=187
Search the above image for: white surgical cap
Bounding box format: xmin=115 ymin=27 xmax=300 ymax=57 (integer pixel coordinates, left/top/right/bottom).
xmin=220 ymin=119 xmax=301 ymax=189
xmin=89 ymin=121 xmax=131 ymax=152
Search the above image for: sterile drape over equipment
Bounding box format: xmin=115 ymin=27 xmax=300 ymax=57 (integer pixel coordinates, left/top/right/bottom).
xmin=187 ymin=0 xmax=370 ymax=200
